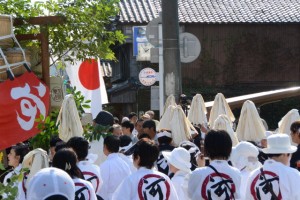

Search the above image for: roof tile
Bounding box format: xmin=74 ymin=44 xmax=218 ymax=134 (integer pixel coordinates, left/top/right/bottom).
xmin=119 ymin=0 xmax=300 ymax=23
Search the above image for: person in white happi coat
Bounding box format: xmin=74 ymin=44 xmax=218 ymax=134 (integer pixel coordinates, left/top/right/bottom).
xmin=53 ymin=148 xmax=97 ymax=200
xmin=163 ymin=147 xmax=191 ymax=200
xmin=98 ymin=135 xmax=131 ymax=200
xmin=112 ymin=139 xmax=179 ymax=200
xmin=230 ymin=141 xmax=262 ymax=200
xmin=3 ymin=143 xmax=29 ymax=186
xmin=67 ymin=137 xmax=103 ymax=198
xmin=188 ymin=129 xmax=241 ymax=200
xmin=246 ymin=134 xmax=300 ymax=200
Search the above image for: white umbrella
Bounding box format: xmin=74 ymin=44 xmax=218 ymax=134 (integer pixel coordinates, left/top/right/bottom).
xmin=236 ymin=100 xmax=266 ymax=142
xmin=163 ymin=95 xmax=176 ymax=115
xmin=56 ymin=94 xmax=83 ymax=142
xmin=213 ymin=114 xmax=239 ymax=146
xmin=170 ymin=106 xmax=194 ymax=146
xmin=188 ymin=94 xmax=207 ymax=126
xmin=158 ymin=105 xmax=176 ymax=131
xmin=158 ymin=105 xmax=195 ymax=146
xmin=277 ymin=109 xmax=300 ymax=134
xmin=208 ymin=93 xmax=235 ymax=127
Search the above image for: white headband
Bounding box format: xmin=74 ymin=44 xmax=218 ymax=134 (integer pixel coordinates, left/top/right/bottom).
xmin=157 ymin=131 xmax=172 ymax=138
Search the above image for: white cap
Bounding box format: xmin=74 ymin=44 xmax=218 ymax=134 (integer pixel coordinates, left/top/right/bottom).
xmin=262 ymin=134 xmax=297 ymax=154
xmin=157 ymin=130 xmax=172 ymax=138
xmin=162 ymin=147 xmax=191 ymax=173
xmin=27 ymin=168 xmax=75 ymax=200
xmin=230 ymin=141 xmax=261 ymax=171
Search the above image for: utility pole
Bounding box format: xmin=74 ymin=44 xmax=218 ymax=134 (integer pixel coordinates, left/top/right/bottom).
xmin=161 ymin=0 xmax=182 ymax=103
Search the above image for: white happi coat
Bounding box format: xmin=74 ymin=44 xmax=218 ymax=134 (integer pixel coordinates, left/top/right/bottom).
xmin=3 ymin=164 xmax=22 ymax=185
xmin=77 ymin=160 xmax=102 ymax=194
xmin=246 ymin=159 xmax=300 ymax=200
xmin=97 ymin=153 xmax=131 ymax=200
xmin=73 ymin=178 xmax=97 ymax=200
xmin=171 ymin=170 xmax=191 ymax=200
xmin=112 ymin=167 xmax=179 ymax=200
xmin=188 ymin=160 xmax=241 ymax=200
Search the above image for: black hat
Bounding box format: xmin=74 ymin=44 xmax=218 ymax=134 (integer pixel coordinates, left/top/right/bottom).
xmin=94 ymin=110 xmax=114 ymax=126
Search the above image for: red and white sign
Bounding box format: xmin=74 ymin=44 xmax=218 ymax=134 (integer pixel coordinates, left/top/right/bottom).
xmin=65 ymin=59 xmax=108 ymax=119
xmin=0 ymin=72 xmax=50 ymax=150
xmin=139 ymin=68 xmax=157 ymax=86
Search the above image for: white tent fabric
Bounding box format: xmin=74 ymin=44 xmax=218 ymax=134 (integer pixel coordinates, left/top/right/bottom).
xmin=213 ymin=114 xmax=239 ymax=146
xmin=236 ymin=100 xmax=266 ymax=142
xmin=56 ymin=94 xmax=83 ymax=142
xmin=208 ymin=93 xmax=235 ymax=127
xmin=163 ymin=95 xmax=176 ymax=115
xmin=188 ymin=94 xmax=207 ymax=125
xmin=277 ymin=109 xmax=300 ymax=135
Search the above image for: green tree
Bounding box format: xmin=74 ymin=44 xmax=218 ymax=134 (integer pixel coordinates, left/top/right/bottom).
xmin=0 ymin=0 xmax=125 ymax=64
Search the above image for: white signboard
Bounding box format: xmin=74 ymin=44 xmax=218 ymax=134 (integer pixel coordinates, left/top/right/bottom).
xmin=139 ymin=68 xmax=157 ymax=86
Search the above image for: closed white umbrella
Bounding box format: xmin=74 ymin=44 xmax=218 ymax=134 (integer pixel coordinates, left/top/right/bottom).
xmin=163 ymin=95 xmax=176 ymax=115
xmin=278 ymin=109 xmax=300 ymax=134
xmin=213 ymin=114 xmax=239 ymax=146
xmin=158 ymin=105 xmax=195 ymax=146
xmin=56 ymin=94 xmax=83 ymax=142
xmin=158 ymin=105 xmax=176 ymax=131
xmin=236 ymin=100 xmax=266 ymax=142
xmin=188 ymin=94 xmax=207 ymax=126
xmin=170 ymin=106 xmax=194 ymax=146
xmin=208 ymin=93 xmax=235 ymax=127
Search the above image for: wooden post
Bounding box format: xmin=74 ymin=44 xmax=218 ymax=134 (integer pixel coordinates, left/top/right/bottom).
xmin=40 ymin=26 xmax=50 ymax=87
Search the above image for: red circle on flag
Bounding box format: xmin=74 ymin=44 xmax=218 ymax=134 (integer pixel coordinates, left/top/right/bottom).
xmin=78 ymin=59 xmax=100 ymax=90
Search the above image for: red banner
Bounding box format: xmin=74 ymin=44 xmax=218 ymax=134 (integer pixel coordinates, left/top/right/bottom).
xmin=0 ymin=72 xmax=50 ymax=150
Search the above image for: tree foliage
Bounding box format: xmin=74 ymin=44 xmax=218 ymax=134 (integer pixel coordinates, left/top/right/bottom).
xmin=0 ymin=0 xmax=125 ymax=64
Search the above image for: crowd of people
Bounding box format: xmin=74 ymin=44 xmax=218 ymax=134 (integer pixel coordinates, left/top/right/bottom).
xmin=2 ymin=105 xmax=300 ymax=200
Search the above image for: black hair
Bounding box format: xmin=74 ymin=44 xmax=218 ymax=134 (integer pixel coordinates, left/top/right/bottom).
xmin=128 ymin=112 xmax=137 ymax=119
xmin=204 ymin=129 xmax=232 ymax=160
xmin=114 ymin=117 xmax=119 ymax=124
xmin=104 ymin=135 xmax=120 ymax=153
xmin=121 ymin=121 xmax=134 ymax=132
xmin=290 ymin=121 xmax=300 ymax=133
xmin=50 ymin=137 xmax=62 ymax=147
xmin=52 ymin=148 xmax=84 ymax=179
xmin=11 ymin=143 xmax=30 ymax=164
xmin=66 ymin=137 xmax=89 ymax=161
xmin=142 ymin=120 xmax=156 ymax=132
xmin=157 ymin=136 xmax=172 ymax=145
xmin=119 ymin=135 xmax=132 ymax=147
xmin=45 ymin=195 xmax=68 ymax=200
xmin=133 ymin=139 xmax=159 ymax=169
xmin=55 ymin=141 xmax=67 ymax=153
xmin=138 ymin=133 xmax=151 ymax=140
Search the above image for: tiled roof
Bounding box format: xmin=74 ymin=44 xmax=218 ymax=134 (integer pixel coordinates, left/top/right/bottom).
xmin=119 ymin=0 xmax=300 ymax=23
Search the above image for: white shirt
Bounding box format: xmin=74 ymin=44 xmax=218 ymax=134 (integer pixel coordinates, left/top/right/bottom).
xmin=171 ymin=170 xmax=191 ymax=200
xmin=112 ymin=167 xmax=179 ymax=200
xmin=188 ymin=160 xmax=241 ymax=200
xmin=73 ymin=178 xmax=97 ymax=200
xmin=77 ymin=160 xmax=102 ymax=194
xmin=246 ymin=159 xmax=300 ymax=200
xmin=98 ymin=153 xmax=131 ymax=200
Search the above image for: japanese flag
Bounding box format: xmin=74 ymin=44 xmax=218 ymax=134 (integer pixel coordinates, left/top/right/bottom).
xmin=65 ymin=59 xmax=108 ymax=119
